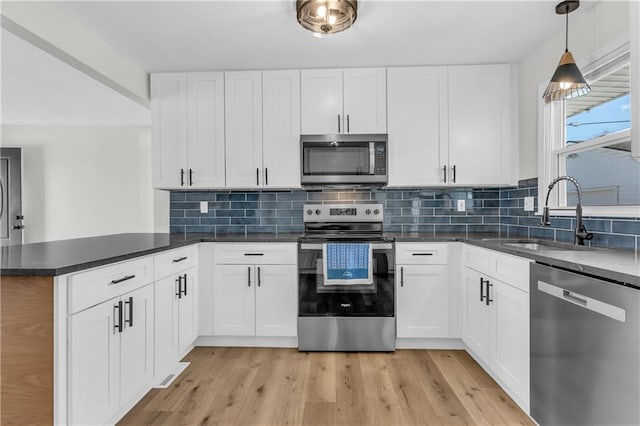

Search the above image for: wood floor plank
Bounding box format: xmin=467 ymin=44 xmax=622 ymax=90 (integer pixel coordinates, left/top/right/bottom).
xmin=118 ymin=347 xmax=533 ymax=426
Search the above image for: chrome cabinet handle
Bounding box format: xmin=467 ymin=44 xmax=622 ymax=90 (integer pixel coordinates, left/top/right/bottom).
xmin=110 ymin=274 xmax=135 ymax=285
xmin=247 ymin=266 xmax=251 ymax=287
xmin=443 ymin=165 xmax=447 ymax=183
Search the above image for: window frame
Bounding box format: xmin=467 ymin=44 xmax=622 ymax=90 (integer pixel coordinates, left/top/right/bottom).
xmin=538 ymin=37 xmax=640 ymax=218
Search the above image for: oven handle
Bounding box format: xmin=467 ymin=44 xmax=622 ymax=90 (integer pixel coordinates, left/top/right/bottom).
xmin=300 ymin=243 xmax=393 ymax=250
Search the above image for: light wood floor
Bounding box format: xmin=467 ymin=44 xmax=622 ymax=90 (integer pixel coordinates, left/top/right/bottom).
xmin=119 ymin=347 xmax=534 ymax=426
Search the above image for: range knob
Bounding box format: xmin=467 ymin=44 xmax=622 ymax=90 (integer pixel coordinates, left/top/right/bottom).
xmin=306 ymin=209 xmax=313 ymax=215
xmin=315 ymin=209 xmax=321 ymax=215
xmin=373 ymin=209 xmax=380 ymax=215
xmin=365 ymin=209 xmax=371 ymax=215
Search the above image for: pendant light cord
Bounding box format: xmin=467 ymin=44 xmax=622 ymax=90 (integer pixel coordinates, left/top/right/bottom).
xmin=565 ymin=3 xmax=569 ymax=52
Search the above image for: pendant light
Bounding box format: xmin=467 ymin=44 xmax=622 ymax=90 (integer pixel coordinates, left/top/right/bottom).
xmin=543 ymin=0 xmax=591 ymax=103
xmin=297 ymin=0 xmax=358 ymax=35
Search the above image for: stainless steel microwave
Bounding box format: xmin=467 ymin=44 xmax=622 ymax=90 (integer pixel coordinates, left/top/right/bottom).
xmin=300 ymin=134 xmax=388 ymax=186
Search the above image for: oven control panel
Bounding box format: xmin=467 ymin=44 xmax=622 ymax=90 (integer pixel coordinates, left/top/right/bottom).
xmin=303 ymin=203 xmax=383 ymax=222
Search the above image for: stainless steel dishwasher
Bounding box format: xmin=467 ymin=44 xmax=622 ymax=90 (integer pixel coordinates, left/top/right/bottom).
xmin=531 ymin=263 xmax=640 ymax=426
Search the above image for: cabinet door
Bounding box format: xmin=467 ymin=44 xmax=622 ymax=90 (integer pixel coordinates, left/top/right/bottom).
xmin=387 ymin=66 xmax=448 ymax=186
xmin=187 ymin=72 xmax=226 ymax=188
xmin=462 ymin=267 xmax=491 ymax=362
xmin=154 ymin=275 xmax=179 ymax=380
xmin=301 ymin=69 xmax=343 ymax=134
xmin=213 ymin=264 xmax=255 ymax=336
xmin=225 ymin=71 xmax=263 ymax=188
xmin=178 ymin=267 xmax=199 ymax=353
xmin=262 ymin=70 xmax=301 ymax=188
xmin=120 ymin=284 xmax=154 ymax=406
xmin=343 ymin=68 xmax=387 ymax=133
xmin=69 ymin=299 xmax=120 ymax=425
xmin=151 ymin=73 xmax=188 ymax=188
xmin=492 ymin=281 xmax=529 ymax=405
xmin=397 ymin=264 xmax=449 ymax=338
xmin=255 ymin=264 xmax=297 ymax=337
xmin=448 ymin=64 xmax=513 ymax=185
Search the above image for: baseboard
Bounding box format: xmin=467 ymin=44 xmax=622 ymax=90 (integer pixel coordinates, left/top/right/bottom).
xmin=395 ymin=337 xmax=465 ymax=350
xmin=195 ymin=335 xmax=298 ymax=348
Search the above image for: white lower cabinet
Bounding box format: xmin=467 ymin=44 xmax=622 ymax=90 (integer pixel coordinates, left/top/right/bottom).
xmin=396 ymin=243 xmax=453 ymax=339
xmin=69 ymin=283 xmax=154 ymax=425
xmin=154 ymin=265 xmax=198 ymax=379
xmin=212 ymin=243 xmax=297 ymax=337
xmin=462 ymin=244 xmax=531 ymax=411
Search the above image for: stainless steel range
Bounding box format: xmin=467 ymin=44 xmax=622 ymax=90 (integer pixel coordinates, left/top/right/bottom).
xmin=297 ymin=203 xmax=395 ymax=351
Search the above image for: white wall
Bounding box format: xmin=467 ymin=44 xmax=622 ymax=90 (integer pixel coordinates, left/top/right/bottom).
xmin=518 ymin=1 xmax=631 ymax=180
xmin=0 ymin=125 xmax=169 ymax=243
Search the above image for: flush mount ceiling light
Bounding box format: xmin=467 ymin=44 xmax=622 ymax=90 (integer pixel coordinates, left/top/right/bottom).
xmin=543 ymin=0 xmax=591 ymax=103
xmin=296 ymin=0 xmax=358 ymax=35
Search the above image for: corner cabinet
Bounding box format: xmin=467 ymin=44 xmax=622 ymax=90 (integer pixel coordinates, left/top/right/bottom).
xmin=462 ymin=244 xmax=531 ymax=412
xmin=212 ymin=243 xmax=297 ymax=337
xmin=301 ymin=68 xmax=386 ymax=134
xmin=387 ymin=64 xmax=516 ymax=187
xmin=151 ymin=72 xmax=225 ymax=189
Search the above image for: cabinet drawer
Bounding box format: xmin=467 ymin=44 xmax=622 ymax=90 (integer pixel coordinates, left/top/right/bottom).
xmin=213 ymin=243 xmax=297 ymax=265
xmin=490 ymin=251 xmax=531 ymax=293
xmin=68 ymin=256 xmax=154 ymax=314
xmin=154 ymin=245 xmax=199 ymax=280
xmin=463 ymin=244 xmax=491 ymax=273
xmin=395 ymin=243 xmax=449 ymax=265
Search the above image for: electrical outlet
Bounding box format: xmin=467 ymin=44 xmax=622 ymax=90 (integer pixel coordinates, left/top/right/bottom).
xmin=524 ymin=196 xmax=535 ymax=212
xmin=200 ymin=201 xmax=208 ymax=214
xmin=457 ymin=199 xmax=466 ymax=212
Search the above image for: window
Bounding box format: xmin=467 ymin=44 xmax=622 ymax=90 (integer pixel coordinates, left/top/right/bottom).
xmin=539 ymin=41 xmax=640 ymax=217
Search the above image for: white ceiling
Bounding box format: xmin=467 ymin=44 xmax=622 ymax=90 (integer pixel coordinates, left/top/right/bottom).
xmin=1 ymin=29 xmax=151 ymax=126
xmin=56 ymin=0 xmax=592 ymax=72
xmin=2 ymin=0 xmax=599 ymax=125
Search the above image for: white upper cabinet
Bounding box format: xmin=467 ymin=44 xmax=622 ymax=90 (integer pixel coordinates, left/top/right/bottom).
xmin=151 ymin=73 xmax=188 ymax=188
xmin=448 ymin=64 xmax=513 ymax=185
xmin=187 ymin=73 xmax=226 ymax=187
xmin=262 ymin=70 xmax=301 ymax=188
xmin=225 ymin=71 xmax=263 ymax=188
xmin=343 ymin=68 xmax=387 ymax=133
xmin=151 ymin=72 xmax=225 ymax=189
xmin=301 ymin=68 xmax=386 ymax=134
xmin=387 ymin=66 xmax=448 ymax=186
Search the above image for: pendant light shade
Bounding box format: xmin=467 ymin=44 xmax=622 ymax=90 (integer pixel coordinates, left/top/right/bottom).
xmin=297 ymin=0 xmax=357 ymax=35
xmin=543 ymin=0 xmax=591 ymax=103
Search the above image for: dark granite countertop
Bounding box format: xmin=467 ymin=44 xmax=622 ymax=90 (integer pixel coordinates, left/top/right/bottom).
xmin=2 ymin=232 xmax=639 ymax=287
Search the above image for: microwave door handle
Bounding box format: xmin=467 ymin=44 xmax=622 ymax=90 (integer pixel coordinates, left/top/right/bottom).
xmin=369 ymin=142 xmax=375 ymax=174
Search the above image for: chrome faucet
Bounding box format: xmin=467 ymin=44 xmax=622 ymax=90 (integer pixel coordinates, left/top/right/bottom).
xmin=541 ymin=176 xmax=593 ymax=245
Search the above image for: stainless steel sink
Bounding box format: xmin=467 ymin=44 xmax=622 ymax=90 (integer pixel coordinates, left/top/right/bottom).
xmin=499 ymin=240 xmax=591 ymax=251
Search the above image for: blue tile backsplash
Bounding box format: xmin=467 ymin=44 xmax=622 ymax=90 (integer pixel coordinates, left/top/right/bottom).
xmin=170 ymin=180 xmax=640 ymax=250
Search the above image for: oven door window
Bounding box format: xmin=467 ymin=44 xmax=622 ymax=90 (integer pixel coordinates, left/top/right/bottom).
xmin=302 ymin=143 xmax=371 ymax=176
xmin=298 ymin=248 xmax=394 ymax=317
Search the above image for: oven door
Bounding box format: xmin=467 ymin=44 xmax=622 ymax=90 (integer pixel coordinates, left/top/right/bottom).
xmin=298 ymin=242 xmax=395 ymax=317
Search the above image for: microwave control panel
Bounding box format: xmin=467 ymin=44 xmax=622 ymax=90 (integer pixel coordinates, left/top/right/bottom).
xmin=374 ymin=142 xmax=386 ymax=175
